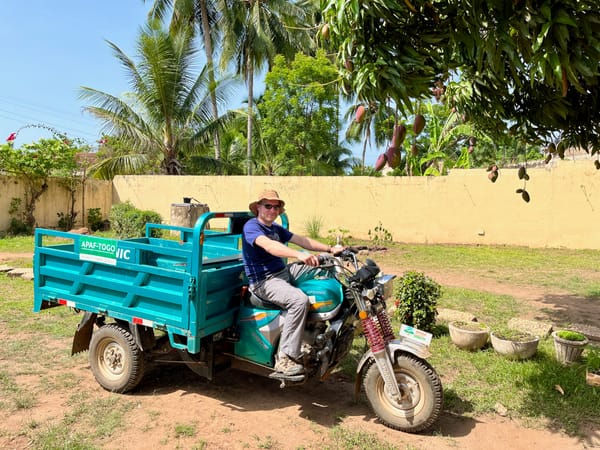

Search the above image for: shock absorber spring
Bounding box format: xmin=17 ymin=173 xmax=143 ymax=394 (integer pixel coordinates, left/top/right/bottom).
xmin=361 ymin=316 xmax=385 ymax=353
xmin=376 ymin=310 xmax=396 ymax=342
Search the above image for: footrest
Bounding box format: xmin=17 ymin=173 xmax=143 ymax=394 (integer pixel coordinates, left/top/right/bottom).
xmin=268 ymin=372 xmax=305 ymax=382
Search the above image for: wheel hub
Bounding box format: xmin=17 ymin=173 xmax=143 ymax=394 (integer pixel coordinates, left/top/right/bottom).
xmin=387 ymin=375 xmax=421 ymax=409
xmin=102 ymin=343 xmax=125 ymax=374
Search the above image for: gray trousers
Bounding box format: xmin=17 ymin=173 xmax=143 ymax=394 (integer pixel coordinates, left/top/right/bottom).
xmin=251 ymin=263 xmax=324 ymax=360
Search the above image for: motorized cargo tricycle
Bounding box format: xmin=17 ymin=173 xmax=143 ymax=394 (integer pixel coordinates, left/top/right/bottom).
xmin=33 ymin=211 xmax=443 ymax=432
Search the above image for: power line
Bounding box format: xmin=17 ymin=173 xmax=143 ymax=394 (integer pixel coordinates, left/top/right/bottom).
xmin=0 ymin=94 xmax=100 ymax=135
xmin=0 ymin=113 xmax=99 ymax=143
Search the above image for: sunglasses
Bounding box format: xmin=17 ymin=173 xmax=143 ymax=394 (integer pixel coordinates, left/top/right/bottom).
xmin=261 ymin=203 xmax=281 ymax=210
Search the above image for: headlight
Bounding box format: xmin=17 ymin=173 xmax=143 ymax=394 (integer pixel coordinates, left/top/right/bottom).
xmin=375 ymin=274 xmax=396 ymax=300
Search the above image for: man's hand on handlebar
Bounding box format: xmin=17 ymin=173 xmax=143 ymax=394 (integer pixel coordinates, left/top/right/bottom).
xmin=297 ymin=252 xmax=321 ymax=267
xmin=330 ymin=244 xmax=346 ymax=256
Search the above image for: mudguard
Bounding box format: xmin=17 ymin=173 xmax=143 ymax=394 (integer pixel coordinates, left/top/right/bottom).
xmin=71 ymin=311 xmax=97 ymax=355
xmin=353 ymin=338 xmax=432 ymax=399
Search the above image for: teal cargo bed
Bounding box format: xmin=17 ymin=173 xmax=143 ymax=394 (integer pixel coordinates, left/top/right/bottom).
xmin=33 ymin=211 xmax=256 ymax=353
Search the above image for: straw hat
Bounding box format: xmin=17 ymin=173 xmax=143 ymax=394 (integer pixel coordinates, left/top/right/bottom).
xmin=249 ymin=189 xmax=286 ymax=215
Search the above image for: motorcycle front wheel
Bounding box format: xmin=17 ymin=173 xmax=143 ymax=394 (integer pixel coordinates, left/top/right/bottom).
xmin=363 ymin=353 xmax=443 ymax=433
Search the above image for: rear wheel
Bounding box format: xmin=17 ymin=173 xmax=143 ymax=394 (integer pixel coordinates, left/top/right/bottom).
xmin=89 ymin=323 xmax=145 ymax=393
xmin=363 ymin=354 xmax=443 ymax=433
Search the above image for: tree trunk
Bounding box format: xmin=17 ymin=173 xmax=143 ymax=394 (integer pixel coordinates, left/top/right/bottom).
xmin=24 ymin=179 xmax=48 ymax=228
xmin=246 ymin=58 xmax=254 ymax=176
xmin=199 ymin=0 xmax=222 ymax=162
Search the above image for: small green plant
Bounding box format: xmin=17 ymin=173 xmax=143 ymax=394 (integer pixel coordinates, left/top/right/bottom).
xmin=492 ymin=328 xmax=535 ymax=342
xmin=326 ymin=227 xmax=351 ymax=246
xmin=393 ymin=271 xmax=441 ymax=332
xmin=586 ymin=347 xmax=600 ymax=374
xmin=7 ymin=198 xmax=32 ymax=235
xmin=109 ymin=202 xmax=163 ymax=238
xmin=556 ymin=330 xmax=587 ymax=341
xmin=87 ymin=208 xmax=105 ymax=232
xmin=304 ymin=215 xmax=323 ymax=239
xmin=452 ymin=320 xmax=489 ymax=331
xmin=57 ymin=211 xmax=77 ymax=231
xmin=368 ymin=221 xmax=393 ymax=245
xmin=174 ymin=422 xmax=197 ymax=437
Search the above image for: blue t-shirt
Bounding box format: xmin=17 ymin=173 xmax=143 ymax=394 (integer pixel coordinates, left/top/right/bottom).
xmin=242 ymin=218 xmax=293 ymax=285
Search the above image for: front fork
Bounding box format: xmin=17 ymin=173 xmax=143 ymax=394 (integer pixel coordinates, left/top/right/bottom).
xmin=360 ymin=310 xmax=402 ymax=401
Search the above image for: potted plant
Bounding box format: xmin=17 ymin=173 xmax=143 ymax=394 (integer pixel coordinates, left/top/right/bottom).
xmin=585 ymin=347 xmax=600 ymax=387
xmin=552 ymin=329 xmax=589 ymax=365
xmin=393 ymin=271 xmax=441 ymax=333
xmin=448 ymin=320 xmax=490 ymax=351
xmin=490 ymin=328 xmax=539 ymax=360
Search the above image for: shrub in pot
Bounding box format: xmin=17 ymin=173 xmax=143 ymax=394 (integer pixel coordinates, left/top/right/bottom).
xmin=393 ymin=271 xmax=441 ymax=333
xmin=490 ymin=329 xmax=539 ymax=360
xmin=448 ymin=320 xmax=490 ymax=351
xmin=552 ymin=330 xmax=589 ymax=365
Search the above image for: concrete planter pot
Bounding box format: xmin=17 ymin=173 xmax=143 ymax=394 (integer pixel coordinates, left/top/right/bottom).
xmin=448 ymin=321 xmax=490 ymax=351
xmin=490 ymin=331 xmax=539 ymax=360
xmin=552 ymin=330 xmax=588 ymax=365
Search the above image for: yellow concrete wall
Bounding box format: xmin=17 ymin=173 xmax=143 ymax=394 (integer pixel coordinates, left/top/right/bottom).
xmin=111 ymin=158 xmax=600 ymax=249
xmin=4 ymin=158 xmax=598 ymax=248
xmin=0 ymin=175 xmax=112 ymax=230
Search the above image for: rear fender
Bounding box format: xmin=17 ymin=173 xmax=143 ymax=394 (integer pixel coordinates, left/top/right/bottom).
xmin=353 ymin=339 xmax=432 ymax=399
xmin=71 ymin=311 xmax=97 ymax=355
xmin=71 ymin=313 xmax=156 ymax=355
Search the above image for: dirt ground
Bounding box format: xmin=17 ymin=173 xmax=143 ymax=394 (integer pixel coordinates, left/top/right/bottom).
xmin=1 ymin=252 xmax=599 ymax=449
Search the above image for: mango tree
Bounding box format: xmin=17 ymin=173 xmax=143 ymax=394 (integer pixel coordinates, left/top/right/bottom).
xmin=320 ymin=0 xmax=600 ymax=162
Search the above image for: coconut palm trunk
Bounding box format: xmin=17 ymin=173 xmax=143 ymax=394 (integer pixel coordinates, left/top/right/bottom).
xmin=199 ymin=0 xmax=222 ymax=161
xmin=246 ymin=57 xmax=254 ymax=175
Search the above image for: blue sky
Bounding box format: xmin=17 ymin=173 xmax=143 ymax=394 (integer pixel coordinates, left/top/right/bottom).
xmin=1 ymin=1 xmax=368 ymax=164
xmin=1 ymin=1 xmax=175 ymax=146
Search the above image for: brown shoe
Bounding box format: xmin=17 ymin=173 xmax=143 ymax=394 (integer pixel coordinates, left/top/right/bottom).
xmin=274 ymin=354 xmax=304 ymax=376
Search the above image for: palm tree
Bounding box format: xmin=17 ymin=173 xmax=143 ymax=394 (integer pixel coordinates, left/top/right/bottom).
xmin=218 ymin=0 xmax=313 ymax=175
xmin=79 ymin=19 xmax=235 ymax=178
xmin=148 ymin=0 xmax=224 ymax=161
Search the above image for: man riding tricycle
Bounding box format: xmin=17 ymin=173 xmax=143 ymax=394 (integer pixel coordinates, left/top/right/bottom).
xmin=33 ymin=190 xmax=443 ymax=433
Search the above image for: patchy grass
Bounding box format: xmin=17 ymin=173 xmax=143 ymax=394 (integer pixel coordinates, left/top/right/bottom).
xmin=2 ymin=238 xmax=600 ymax=444
xmin=374 ymin=242 xmax=600 ymax=296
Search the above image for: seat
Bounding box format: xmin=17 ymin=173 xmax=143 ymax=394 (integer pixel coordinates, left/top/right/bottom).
xmin=247 ymin=290 xmax=282 ymax=310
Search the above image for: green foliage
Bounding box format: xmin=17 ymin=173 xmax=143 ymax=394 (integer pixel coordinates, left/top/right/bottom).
xmin=174 ymin=422 xmax=197 ymax=438
xmin=57 ymin=212 xmax=78 ymax=231
xmin=586 ymin=347 xmax=600 ymax=373
xmin=492 ymin=327 xmax=536 ymax=342
xmin=452 ymin=320 xmax=489 ymax=332
xmin=6 ymin=198 xmax=31 ymax=236
xmin=367 ymin=222 xmax=393 ymax=245
xmin=322 ymin=0 xmax=600 ymax=153
xmin=304 ymin=216 xmax=323 ymax=239
xmin=108 ymin=202 xmax=163 ymax=239
xmin=556 ymin=330 xmax=587 ymax=341
xmin=329 ymin=426 xmax=397 ymax=450
xmin=258 ymin=51 xmax=352 ymax=175
xmin=80 ymin=19 xmax=236 ymax=178
xmin=0 ymin=136 xmax=82 ymax=229
xmin=87 ymin=208 xmax=105 ymax=232
xmin=393 ymin=271 xmax=441 ymax=332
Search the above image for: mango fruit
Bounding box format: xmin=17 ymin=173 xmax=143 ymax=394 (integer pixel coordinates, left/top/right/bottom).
xmin=413 ymin=114 xmax=426 ymax=135
xmin=386 ymin=146 xmax=401 ymax=168
xmin=374 ymin=153 xmax=387 ymax=171
xmin=391 ymin=124 xmax=407 ymax=148
xmin=355 ymin=105 xmax=366 ymax=123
